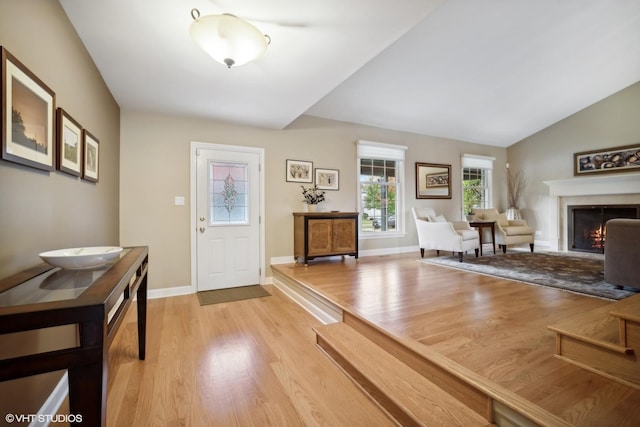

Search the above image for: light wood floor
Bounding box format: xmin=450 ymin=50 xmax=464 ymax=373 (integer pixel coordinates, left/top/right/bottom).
xmin=106 ymin=284 xmax=395 ymax=426
xmin=272 ymin=253 xmax=640 ymax=426
xmin=107 ymin=253 xmax=640 ymax=426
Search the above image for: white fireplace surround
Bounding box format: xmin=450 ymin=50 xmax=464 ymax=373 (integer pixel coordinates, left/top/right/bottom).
xmin=544 ymin=173 xmax=640 ymax=251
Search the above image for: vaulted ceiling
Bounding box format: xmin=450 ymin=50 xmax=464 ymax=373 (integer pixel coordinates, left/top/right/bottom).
xmin=60 ymin=0 xmax=640 ymax=147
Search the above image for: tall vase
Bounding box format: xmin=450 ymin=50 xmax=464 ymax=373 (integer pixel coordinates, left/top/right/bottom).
xmin=506 ymin=207 xmax=521 ymax=220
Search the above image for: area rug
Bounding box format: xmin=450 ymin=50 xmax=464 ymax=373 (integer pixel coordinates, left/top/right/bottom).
xmin=197 ymin=285 xmax=271 ymax=306
xmin=422 ymin=252 xmax=637 ymax=300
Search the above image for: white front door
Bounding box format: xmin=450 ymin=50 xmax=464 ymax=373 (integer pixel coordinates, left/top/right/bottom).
xmin=195 ymin=145 xmax=262 ymax=291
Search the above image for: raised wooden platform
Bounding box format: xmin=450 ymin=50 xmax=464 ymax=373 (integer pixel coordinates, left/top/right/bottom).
xmin=315 ymin=321 xmax=490 ymax=427
xmin=548 ymin=292 xmax=640 ymax=390
xmin=273 ymin=264 xmax=572 ymax=427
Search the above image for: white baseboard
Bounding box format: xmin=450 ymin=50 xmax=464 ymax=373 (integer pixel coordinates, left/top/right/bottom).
xmin=147 ymin=285 xmax=193 ymax=300
xmin=272 ymin=276 xmax=342 ymax=325
xmin=271 ymin=255 xmax=295 ymax=265
xmin=31 ymin=373 xmax=68 ymax=427
xmin=359 ymin=245 xmax=418 ymax=257
xmin=147 ymin=279 xmax=274 ymax=299
xmin=270 ymin=246 xmax=419 ymax=266
xmin=533 ymin=239 xmax=550 ymax=249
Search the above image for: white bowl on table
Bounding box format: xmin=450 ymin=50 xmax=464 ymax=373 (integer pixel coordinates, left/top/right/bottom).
xmin=39 ymin=246 xmax=123 ymax=270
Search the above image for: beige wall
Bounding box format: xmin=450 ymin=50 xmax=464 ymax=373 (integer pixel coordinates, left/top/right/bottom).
xmin=507 ymin=81 xmax=640 ymax=242
xmin=0 ymin=0 xmax=120 ymax=416
xmin=120 ymin=111 xmax=506 ymax=290
xmin=0 ymin=0 xmax=120 ymax=275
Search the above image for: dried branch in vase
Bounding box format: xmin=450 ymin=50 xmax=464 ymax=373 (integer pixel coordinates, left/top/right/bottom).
xmin=507 ymin=169 xmax=526 ymax=209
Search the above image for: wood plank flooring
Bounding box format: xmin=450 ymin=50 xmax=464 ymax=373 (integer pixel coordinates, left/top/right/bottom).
xmin=107 ymin=253 xmax=640 ymax=426
xmin=272 ymin=253 xmax=640 ymax=426
xmin=106 ymin=285 xmax=395 ymax=426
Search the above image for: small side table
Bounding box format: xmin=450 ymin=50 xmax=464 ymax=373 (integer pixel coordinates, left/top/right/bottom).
xmin=469 ymin=220 xmax=496 ymax=256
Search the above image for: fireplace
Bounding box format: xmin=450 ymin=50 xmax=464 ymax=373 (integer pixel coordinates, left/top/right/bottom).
xmin=568 ymin=204 xmax=640 ymax=253
xmin=544 ymin=174 xmax=640 ymax=252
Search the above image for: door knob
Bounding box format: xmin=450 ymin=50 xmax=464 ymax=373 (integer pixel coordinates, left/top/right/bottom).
xmin=199 ymin=227 xmax=205 ymax=233
xmin=199 ymin=216 xmax=205 ymax=222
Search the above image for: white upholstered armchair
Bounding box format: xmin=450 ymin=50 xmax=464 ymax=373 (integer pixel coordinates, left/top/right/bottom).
xmin=471 ymin=208 xmax=534 ymax=253
xmin=412 ymin=208 xmax=480 ymax=262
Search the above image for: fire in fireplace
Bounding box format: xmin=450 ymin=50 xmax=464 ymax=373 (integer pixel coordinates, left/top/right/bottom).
xmin=568 ymin=205 xmax=640 ymax=253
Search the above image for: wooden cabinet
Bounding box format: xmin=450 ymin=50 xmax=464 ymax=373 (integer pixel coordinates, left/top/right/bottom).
xmin=293 ymin=212 xmax=358 ymax=265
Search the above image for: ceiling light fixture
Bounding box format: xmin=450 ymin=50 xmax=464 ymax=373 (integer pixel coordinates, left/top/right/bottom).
xmin=190 ymin=8 xmax=271 ymax=69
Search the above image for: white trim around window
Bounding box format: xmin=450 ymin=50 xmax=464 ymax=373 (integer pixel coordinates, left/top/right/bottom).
xmin=357 ymin=140 xmax=407 ymax=238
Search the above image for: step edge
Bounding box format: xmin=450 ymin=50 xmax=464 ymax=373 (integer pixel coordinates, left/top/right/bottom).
xmin=316 ymin=326 xmax=489 ymax=427
xmin=550 ymin=326 xmax=633 ymax=354
xmin=316 ymin=331 xmax=428 ymax=427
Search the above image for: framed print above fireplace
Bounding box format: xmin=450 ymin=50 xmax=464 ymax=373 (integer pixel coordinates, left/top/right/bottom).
xmin=1 ymin=46 xmax=56 ymax=171
xmin=574 ymin=144 xmax=640 ymax=176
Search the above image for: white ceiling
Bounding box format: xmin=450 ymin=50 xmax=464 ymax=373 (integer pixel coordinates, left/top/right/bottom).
xmin=59 ymin=0 xmax=640 ymax=147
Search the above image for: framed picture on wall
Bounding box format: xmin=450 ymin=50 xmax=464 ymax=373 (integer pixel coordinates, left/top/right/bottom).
xmin=574 ymin=144 xmax=640 ymax=176
xmin=1 ymin=46 xmax=56 ymax=171
xmin=426 ymin=172 xmax=449 ymax=187
xmin=416 ymin=162 xmax=451 ymax=199
xmin=82 ymin=129 xmax=99 ymax=182
xmin=56 ymin=108 xmax=82 ymax=176
xmin=315 ymin=168 xmax=339 ymax=190
xmin=286 ymin=159 xmax=313 ymax=183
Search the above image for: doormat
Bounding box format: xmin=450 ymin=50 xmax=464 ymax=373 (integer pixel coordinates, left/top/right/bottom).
xmin=421 ymin=252 xmax=637 ymax=300
xmin=197 ymin=285 xmax=271 ymax=306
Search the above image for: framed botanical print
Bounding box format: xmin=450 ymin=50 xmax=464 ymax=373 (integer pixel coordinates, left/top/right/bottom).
xmin=315 ymin=168 xmax=339 ymax=190
xmin=56 ymin=108 xmax=82 ymax=176
xmin=286 ymin=159 xmax=313 ymax=183
xmin=82 ymin=130 xmax=99 ymax=182
xmin=1 ymin=46 xmax=56 ymax=171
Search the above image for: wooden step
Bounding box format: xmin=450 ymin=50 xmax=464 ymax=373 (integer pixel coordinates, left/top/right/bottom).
xmin=548 ymin=293 xmax=640 ymax=390
xmin=340 ymin=313 xmax=572 ymax=427
xmin=547 ymin=294 xmax=640 ymax=354
xmin=607 ymin=293 xmax=640 ymax=352
xmin=548 ymin=310 xmax=632 ymax=354
xmin=609 ymin=292 xmax=640 ymax=324
xmin=315 ymin=322 xmax=491 ymax=427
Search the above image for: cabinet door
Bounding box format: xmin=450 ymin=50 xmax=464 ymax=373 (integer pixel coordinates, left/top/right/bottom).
xmin=333 ymin=218 xmax=356 ymax=252
xmin=307 ymin=219 xmax=333 ymax=256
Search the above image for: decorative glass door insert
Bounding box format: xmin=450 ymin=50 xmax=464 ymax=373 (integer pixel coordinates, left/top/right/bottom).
xmin=209 ymin=161 xmax=249 ymax=225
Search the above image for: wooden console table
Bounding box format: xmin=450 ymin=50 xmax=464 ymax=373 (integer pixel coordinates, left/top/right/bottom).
xmin=0 ymin=246 xmax=148 ymax=426
xmin=469 ymin=220 xmax=496 ymax=256
xmin=293 ymin=212 xmax=359 ymax=265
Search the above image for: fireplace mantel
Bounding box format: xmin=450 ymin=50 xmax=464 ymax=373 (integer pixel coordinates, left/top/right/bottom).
xmin=544 ymin=173 xmax=640 ymax=197
xmin=544 ymin=173 xmax=640 ymax=251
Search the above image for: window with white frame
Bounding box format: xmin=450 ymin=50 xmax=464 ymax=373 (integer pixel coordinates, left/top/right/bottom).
xmin=462 ymin=154 xmax=494 ymax=216
xmin=357 ymin=141 xmax=407 ymax=235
